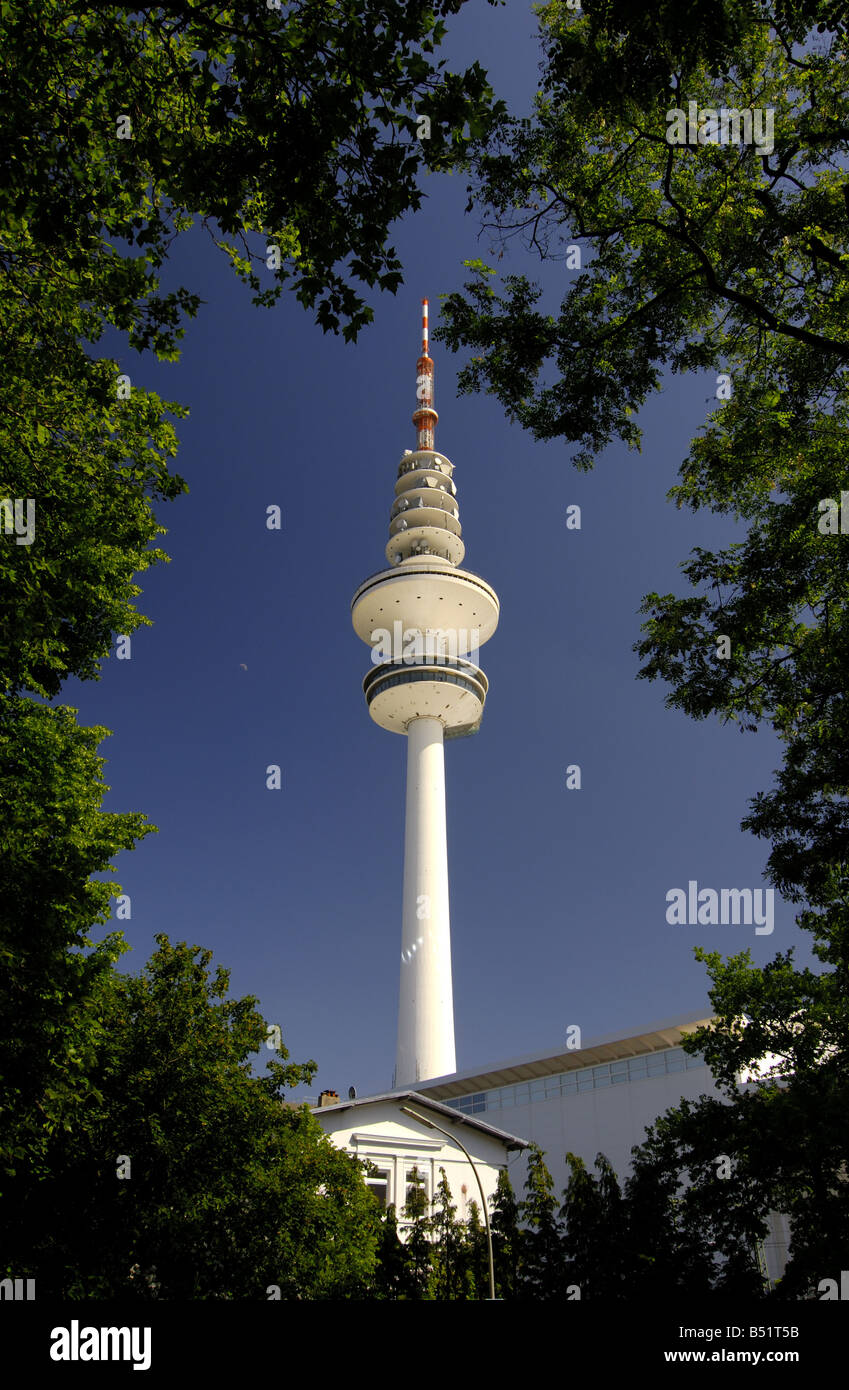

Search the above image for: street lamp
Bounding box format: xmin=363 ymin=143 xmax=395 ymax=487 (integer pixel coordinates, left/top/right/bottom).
xmin=400 ymin=1105 xmax=497 ymax=1300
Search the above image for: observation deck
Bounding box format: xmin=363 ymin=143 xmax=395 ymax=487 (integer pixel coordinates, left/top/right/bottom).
xmin=363 ymin=655 xmax=488 ymax=738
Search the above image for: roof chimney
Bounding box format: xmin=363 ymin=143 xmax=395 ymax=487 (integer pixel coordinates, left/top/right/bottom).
xmin=317 ymin=1089 xmax=339 ymax=1108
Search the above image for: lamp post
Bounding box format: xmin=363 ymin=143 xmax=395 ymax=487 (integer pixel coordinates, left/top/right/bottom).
xmin=400 ymin=1105 xmax=497 ymax=1300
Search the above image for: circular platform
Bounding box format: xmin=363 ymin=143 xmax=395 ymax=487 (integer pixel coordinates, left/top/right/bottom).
xmin=363 ymin=657 xmax=489 ymax=737
xmin=352 ymin=562 xmax=500 ymax=654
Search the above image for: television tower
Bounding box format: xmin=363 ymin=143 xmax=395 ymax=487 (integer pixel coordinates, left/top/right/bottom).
xmin=351 ymin=301 xmax=499 ymax=1087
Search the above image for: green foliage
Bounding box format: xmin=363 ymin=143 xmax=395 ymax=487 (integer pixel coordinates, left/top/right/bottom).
xmin=560 ymin=1151 xmax=626 ymax=1297
xmin=401 ymin=1165 xmax=432 ymax=1298
xmin=0 ymin=0 xmax=504 ymax=696
xmin=371 ymin=1169 xmax=492 ymax=1299
xmin=674 ymin=951 xmax=849 ymax=1294
xmin=490 ymin=1167 xmax=521 ymax=1298
xmin=0 ymin=697 xmax=151 ymax=1188
xmin=519 ymin=1143 xmax=565 ymax=1298
xmin=2 ymin=0 xmax=503 ymax=339
xmin=371 ymin=1142 xmax=796 ymax=1300
xmin=0 ymin=335 xmax=188 ymax=698
xmin=429 ymin=1166 xmax=474 ymax=1298
xmin=464 ymin=1198 xmax=489 ymax=1298
xmin=371 ymin=1205 xmax=420 ymax=1300
xmin=623 ymin=1102 xmax=767 ymax=1298
xmin=439 ymin=3 xmax=848 ymax=464
xmin=2 ymin=935 xmax=380 ymax=1299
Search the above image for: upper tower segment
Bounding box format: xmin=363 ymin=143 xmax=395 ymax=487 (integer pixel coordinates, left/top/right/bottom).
xmin=352 ymin=300 xmax=499 ymax=685
xmin=413 ymin=298 xmax=437 ymax=451
xmin=386 ymin=298 xmax=465 ymax=569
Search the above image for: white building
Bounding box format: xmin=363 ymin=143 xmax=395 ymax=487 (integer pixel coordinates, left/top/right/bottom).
xmin=312 ymin=1090 xmax=528 ymax=1230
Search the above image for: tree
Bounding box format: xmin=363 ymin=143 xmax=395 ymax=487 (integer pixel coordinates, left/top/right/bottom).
xmin=438 ymin=2 xmax=848 ymax=464
xmin=3 ymin=934 xmax=381 ymax=1299
xmin=559 ymin=1152 xmax=626 ymax=1298
xmin=670 ymin=956 xmax=849 ymax=1296
xmin=1 ymin=0 xmax=504 ymax=697
xmin=619 ymin=1124 xmax=719 ymax=1298
xmin=0 ymin=697 xmax=152 ymax=1192
xmin=551 ymin=1132 xmax=765 ymax=1299
xmin=464 ymin=1198 xmax=489 ymax=1299
xmin=401 ymin=1164 xmax=432 ymax=1298
xmin=372 ymin=1204 xmax=420 ymax=1301
xmin=519 ymin=1143 xmax=564 ymax=1299
xmin=436 ymin=0 xmax=849 ymax=1284
xmin=489 ymin=1167 xmax=522 ymax=1299
xmin=623 ymin=1098 xmax=768 ymax=1298
xmin=428 ymin=1167 xmax=473 ymax=1299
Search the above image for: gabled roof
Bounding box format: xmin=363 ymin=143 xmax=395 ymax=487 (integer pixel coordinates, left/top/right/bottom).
xmin=311 ymin=1089 xmax=529 ymax=1150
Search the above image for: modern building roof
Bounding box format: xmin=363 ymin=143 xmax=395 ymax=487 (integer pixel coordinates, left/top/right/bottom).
xmin=310 ymin=1089 xmax=529 ymax=1150
xmin=407 ymin=1012 xmax=715 ymax=1101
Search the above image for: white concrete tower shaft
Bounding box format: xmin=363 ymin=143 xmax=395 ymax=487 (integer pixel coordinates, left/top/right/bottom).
xmin=351 ymin=300 xmax=499 ymax=1089
xmin=398 ymin=715 xmax=454 ymax=1083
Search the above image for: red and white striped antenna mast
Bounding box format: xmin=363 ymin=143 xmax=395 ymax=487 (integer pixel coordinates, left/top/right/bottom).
xmin=412 ymin=298 xmax=438 ymax=451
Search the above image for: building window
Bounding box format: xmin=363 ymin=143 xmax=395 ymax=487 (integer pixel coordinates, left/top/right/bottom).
xmin=365 ymin=1169 xmax=391 ymax=1211
xmin=404 ymin=1165 xmax=429 ymax=1220
xmin=437 ymin=1047 xmax=708 ymax=1114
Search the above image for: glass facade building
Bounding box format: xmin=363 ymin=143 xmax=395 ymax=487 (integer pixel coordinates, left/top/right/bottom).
xmin=442 ymin=1046 xmax=706 ymax=1116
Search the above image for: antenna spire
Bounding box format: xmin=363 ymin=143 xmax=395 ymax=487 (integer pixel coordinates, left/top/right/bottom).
xmin=412 ymin=297 xmax=438 ymax=451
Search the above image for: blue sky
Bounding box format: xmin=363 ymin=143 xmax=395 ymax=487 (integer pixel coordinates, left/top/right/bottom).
xmin=64 ymin=1 xmax=815 ymax=1101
